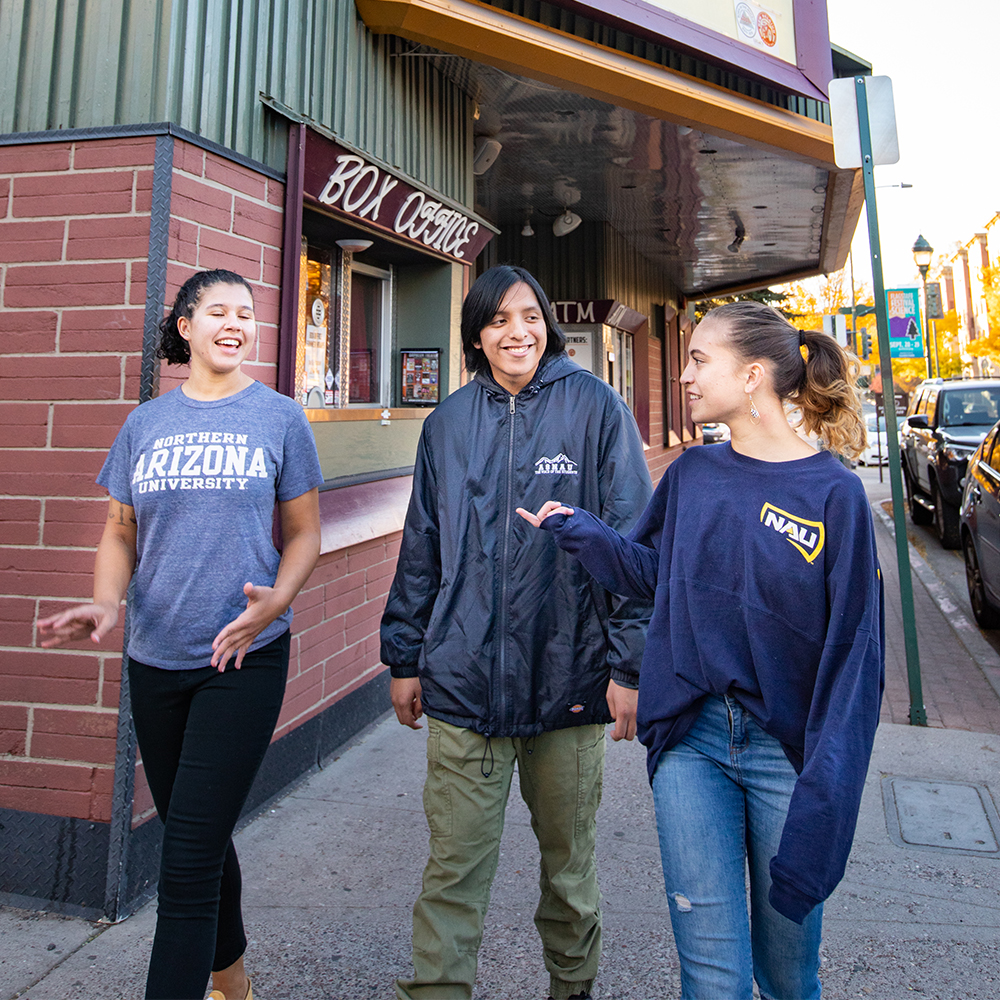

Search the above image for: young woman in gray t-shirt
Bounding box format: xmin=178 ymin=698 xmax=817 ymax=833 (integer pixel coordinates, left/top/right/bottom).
xmin=38 ymin=268 xmax=323 ymax=1000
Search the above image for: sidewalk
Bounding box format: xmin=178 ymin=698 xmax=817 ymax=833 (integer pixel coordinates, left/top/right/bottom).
xmin=4 ymin=477 xmax=1000 ymax=999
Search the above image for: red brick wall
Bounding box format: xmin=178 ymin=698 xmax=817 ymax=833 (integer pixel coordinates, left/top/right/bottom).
xmin=2 ymin=136 xmax=314 ymax=828
xmin=276 ymin=533 xmax=400 ymax=740
xmin=161 ymin=142 xmax=285 ymax=394
xmin=644 ymin=333 xmax=682 ymax=486
xmin=0 ymin=137 xmax=153 ymax=822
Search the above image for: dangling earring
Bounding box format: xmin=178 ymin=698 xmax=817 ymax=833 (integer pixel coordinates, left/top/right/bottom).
xmin=749 ymin=394 xmax=761 ymax=425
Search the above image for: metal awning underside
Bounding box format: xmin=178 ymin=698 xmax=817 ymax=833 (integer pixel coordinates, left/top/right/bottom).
xmin=464 ymin=61 xmax=836 ymax=296
xmin=358 ymin=0 xmax=863 ymax=299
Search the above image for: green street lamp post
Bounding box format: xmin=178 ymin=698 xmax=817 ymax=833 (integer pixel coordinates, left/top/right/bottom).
xmin=912 ymin=234 xmax=934 ymax=378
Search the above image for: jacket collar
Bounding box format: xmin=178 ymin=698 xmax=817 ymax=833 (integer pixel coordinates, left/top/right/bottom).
xmin=473 ymin=352 xmax=582 ymax=399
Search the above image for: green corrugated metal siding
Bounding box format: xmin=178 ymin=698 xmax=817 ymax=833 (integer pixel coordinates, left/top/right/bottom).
xmin=0 ymin=0 xmax=472 ymax=202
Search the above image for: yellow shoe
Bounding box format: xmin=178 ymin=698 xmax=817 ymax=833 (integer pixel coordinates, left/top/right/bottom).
xmin=208 ymin=979 xmax=252 ymax=1000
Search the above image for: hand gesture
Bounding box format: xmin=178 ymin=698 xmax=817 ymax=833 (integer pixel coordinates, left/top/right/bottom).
xmin=515 ymin=500 xmax=575 ymax=528
xmin=391 ymin=676 xmax=424 ymax=729
xmin=211 ymin=582 xmax=285 ymax=671
xmin=37 ymin=602 xmax=120 ymax=648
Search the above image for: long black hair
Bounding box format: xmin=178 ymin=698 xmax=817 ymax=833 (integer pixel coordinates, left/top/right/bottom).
xmin=460 ymin=265 xmax=566 ymax=375
xmin=156 ymin=269 xmax=255 ymax=366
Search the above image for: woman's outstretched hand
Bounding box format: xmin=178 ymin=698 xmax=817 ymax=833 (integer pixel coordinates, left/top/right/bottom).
xmin=211 ymin=581 xmax=285 ymax=671
xmin=515 ymin=501 xmax=575 ymax=528
xmin=37 ymin=602 xmax=120 ymax=648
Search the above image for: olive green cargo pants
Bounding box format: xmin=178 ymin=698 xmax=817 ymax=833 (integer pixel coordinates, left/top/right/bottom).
xmin=396 ymin=717 xmax=606 ymax=1000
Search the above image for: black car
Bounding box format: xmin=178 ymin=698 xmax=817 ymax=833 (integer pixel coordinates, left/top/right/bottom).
xmin=900 ymin=378 xmax=1000 ymax=548
xmin=700 ymin=422 xmax=730 ymax=444
xmin=960 ymin=421 xmax=1000 ymax=628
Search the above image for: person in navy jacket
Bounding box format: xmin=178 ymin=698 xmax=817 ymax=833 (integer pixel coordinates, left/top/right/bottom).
xmin=519 ymin=300 xmax=884 ymax=1000
xmin=382 ymin=265 xmax=652 ymax=1000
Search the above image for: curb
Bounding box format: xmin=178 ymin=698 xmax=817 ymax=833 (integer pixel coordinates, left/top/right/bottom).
xmin=871 ymin=500 xmax=1000 ymax=704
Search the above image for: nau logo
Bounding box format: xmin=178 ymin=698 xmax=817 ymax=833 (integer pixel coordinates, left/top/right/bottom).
xmin=760 ymin=503 xmax=825 ymax=564
xmin=535 ymin=453 xmax=578 ymax=475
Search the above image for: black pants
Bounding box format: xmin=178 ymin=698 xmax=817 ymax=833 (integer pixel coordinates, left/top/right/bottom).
xmin=129 ymin=630 xmax=290 ymax=1000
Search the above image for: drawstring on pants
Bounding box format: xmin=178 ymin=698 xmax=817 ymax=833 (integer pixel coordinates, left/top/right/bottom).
xmin=480 ymin=733 xmax=494 ymax=777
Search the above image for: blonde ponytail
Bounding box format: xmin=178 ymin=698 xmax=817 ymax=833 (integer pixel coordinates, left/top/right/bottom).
xmin=795 ymin=329 xmax=867 ymax=460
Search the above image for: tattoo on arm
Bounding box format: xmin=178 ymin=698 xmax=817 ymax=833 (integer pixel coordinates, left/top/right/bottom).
xmin=108 ymin=501 xmax=137 ymax=525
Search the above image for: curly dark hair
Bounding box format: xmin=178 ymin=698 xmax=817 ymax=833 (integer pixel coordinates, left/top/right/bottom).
xmin=461 ymin=265 xmax=566 ymax=376
xmin=156 ymin=269 xmax=255 ymax=366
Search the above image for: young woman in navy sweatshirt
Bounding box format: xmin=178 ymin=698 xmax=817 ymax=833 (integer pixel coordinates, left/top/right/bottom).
xmin=518 ymin=301 xmax=883 ymax=1000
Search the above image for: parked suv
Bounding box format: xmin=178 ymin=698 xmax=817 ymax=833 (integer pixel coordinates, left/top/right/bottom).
xmin=901 ymin=378 xmax=1000 ymax=548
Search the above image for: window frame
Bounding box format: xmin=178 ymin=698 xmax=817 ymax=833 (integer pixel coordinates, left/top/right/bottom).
xmin=348 ymin=258 xmax=394 ymax=408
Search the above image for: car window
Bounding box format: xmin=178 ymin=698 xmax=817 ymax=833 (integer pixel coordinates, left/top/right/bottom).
xmin=866 ymin=414 xmax=887 ymax=432
xmin=907 ymin=390 xmax=924 ymax=417
xmin=982 ymin=427 xmax=1000 ymax=471
xmin=921 ymin=389 xmax=939 ymax=419
xmin=940 ymin=389 xmax=1000 ymax=427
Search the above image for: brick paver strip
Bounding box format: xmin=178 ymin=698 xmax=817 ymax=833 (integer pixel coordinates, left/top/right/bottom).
xmin=872 ymin=504 xmax=1000 ymax=735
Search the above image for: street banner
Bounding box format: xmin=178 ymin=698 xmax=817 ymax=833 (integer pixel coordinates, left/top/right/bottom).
xmin=885 ymin=287 xmax=924 ymax=358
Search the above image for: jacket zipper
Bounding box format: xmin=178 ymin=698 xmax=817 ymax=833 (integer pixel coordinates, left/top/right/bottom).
xmin=497 ymin=392 xmax=516 ymax=732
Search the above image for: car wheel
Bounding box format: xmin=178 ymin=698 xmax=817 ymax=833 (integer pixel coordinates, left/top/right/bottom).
xmin=905 ymin=468 xmax=933 ymax=525
xmin=964 ymin=537 xmax=1000 ymax=629
xmin=932 ymin=479 xmax=961 ymax=549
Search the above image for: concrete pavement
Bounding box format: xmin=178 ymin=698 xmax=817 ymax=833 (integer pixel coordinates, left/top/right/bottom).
xmin=4 ymin=466 xmax=1000 ymax=1000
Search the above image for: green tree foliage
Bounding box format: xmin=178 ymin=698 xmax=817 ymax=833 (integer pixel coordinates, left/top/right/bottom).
xmin=693 ymin=287 xmax=790 ymax=322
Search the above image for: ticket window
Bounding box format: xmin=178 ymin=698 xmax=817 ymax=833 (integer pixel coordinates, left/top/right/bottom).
xmin=301 ymin=248 xmax=333 ymax=407
xmin=296 ymin=241 xmax=393 ymax=409
xmin=293 ymin=224 xmax=463 ymax=487
xmin=348 ymin=261 xmax=392 ymax=406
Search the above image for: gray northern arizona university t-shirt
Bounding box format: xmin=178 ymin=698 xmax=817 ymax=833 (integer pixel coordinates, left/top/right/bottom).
xmin=97 ymin=381 xmax=324 ymax=669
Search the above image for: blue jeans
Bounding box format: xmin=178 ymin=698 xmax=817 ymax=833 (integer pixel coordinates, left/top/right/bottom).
xmin=651 ymin=695 xmax=822 ymax=1000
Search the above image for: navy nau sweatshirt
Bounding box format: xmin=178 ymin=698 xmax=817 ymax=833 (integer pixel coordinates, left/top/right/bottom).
xmin=541 ymin=443 xmax=885 ymax=923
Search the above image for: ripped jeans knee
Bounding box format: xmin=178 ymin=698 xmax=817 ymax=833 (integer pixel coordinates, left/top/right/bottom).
xmin=670 ymin=891 xmax=693 ymax=913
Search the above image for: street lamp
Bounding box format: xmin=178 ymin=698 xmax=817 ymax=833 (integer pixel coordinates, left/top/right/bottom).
xmin=912 ymin=234 xmax=934 ymax=378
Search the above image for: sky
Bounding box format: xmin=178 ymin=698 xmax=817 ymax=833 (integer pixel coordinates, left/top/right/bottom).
xmin=823 ymin=0 xmax=997 ymax=293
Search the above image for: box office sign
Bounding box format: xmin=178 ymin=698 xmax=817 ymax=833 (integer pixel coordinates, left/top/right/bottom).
xmin=303 ymin=130 xmax=494 ymax=263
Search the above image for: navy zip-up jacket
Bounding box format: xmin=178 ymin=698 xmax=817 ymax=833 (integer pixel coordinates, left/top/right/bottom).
xmin=380 ymin=354 xmax=652 ymax=738
xmin=542 ymin=443 xmax=885 ymax=923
